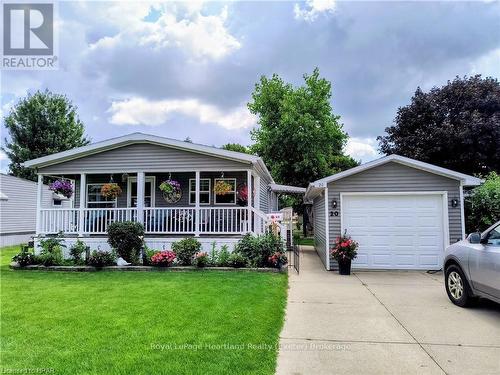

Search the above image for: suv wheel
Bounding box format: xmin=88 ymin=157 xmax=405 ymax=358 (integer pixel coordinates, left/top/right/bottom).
xmin=445 ymin=265 xmax=473 ymax=307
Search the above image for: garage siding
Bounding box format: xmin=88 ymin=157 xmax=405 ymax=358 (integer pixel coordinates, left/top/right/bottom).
xmin=313 ymin=192 xmax=327 ymax=267
xmin=327 ymin=162 xmax=462 ymax=270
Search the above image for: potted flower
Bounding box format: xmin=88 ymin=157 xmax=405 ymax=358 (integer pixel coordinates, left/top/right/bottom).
xmin=159 ymin=179 xmax=182 ymax=203
xmin=268 ymin=251 xmax=287 ymax=269
xmin=214 ymin=180 xmax=232 ymax=196
xmin=49 ymin=179 xmax=73 ymax=198
xmin=331 ymin=234 xmax=358 ymax=275
xmin=101 ymin=183 xmax=122 ymax=199
xmin=150 ymin=250 xmax=176 ymax=267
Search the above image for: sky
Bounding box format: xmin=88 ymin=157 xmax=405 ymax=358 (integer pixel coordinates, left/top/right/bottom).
xmin=1 ymin=0 xmax=500 ymax=173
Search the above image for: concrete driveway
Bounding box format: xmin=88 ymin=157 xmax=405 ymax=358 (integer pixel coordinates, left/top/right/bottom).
xmin=277 ymin=246 xmax=500 ymax=375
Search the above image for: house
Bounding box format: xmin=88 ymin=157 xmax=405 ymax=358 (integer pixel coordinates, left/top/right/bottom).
xmin=0 ymin=173 xmax=72 ymax=246
xmin=305 ymin=155 xmax=482 ymax=271
xmin=23 ymin=133 xmax=303 ymax=253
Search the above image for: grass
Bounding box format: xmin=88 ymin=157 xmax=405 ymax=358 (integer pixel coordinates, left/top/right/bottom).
xmin=0 ymin=246 xmax=288 ymax=374
xmin=296 ymin=237 xmax=314 ymax=246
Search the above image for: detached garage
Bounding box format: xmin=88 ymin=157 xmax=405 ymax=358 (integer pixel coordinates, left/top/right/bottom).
xmin=305 ymin=155 xmax=482 ymax=271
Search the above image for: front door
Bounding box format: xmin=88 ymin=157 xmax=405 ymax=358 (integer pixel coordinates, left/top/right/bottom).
xmin=469 ymin=223 xmax=500 ymax=299
xmin=127 ymin=177 xmax=155 ymax=207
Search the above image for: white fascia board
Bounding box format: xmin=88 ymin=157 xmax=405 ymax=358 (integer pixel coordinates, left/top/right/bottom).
xmin=23 ymin=132 xmax=260 ymax=168
xmin=311 ymin=154 xmax=483 ymax=187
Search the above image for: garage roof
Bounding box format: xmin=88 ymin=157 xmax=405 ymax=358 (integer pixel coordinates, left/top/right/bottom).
xmin=306 ymin=154 xmax=483 ymax=200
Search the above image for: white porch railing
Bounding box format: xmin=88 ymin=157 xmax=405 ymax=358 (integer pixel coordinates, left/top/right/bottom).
xmin=83 ymin=208 xmax=137 ymax=234
xmin=39 ymin=207 xmax=267 ymax=235
xmin=39 ymin=209 xmax=80 ymax=234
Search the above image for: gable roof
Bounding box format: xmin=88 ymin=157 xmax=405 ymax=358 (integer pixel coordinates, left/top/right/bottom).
xmin=310 ymin=154 xmax=483 ymax=188
xmin=23 ymin=133 xmax=274 ymax=181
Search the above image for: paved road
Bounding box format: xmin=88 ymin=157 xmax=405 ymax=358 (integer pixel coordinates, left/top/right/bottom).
xmin=276 ymin=246 xmax=500 ymax=375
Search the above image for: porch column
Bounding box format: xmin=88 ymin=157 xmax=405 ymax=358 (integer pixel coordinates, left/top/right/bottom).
xmin=78 ymin=173 xmax=86 ymax=236
xmin=254 ymin=174 xmax=261 ymax=233
xmin=137 ymin=172 xmax=145 ymax=226
xmin=247 ymin=170 xmax=253 ymax=233
xmin=194 ymin=171 xmax=200 ymax=237
xmin=36 ymin=174 xmax=43 ymax=235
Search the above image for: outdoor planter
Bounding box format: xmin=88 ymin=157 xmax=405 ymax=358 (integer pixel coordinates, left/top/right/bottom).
xmin=338 ymin=259 xmax=352 ymax=275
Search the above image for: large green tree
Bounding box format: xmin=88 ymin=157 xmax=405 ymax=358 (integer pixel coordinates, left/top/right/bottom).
xmin=378 ymin=75 xmax=500 ymax=175
xmin=248 ymin=68 xmax=358 ymax=188
xmin=2 ymin=90 xmax=90 ymax=181
xmin=221 ymin=143 xmax=252 ymax=154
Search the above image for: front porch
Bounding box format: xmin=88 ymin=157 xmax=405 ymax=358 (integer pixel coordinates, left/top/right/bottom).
xmin=36 ymin=170 xmax=271 ymax=238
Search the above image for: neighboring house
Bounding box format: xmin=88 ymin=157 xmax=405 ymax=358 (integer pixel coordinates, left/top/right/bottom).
xmin=0 ymin=173 xmax=72 ymax=246
xmin=23 ymin=133 xmax=302 ymax=253
xmin=305 ymin=155 xmax=482 ymax=271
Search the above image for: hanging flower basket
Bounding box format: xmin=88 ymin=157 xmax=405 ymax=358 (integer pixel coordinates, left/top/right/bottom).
xmin=159 ymin=179 xmax=182 ymax=203
xmin=101 ymin=183 xmax=122 ymax=199
xmin=49 ymin=179 xmax=73 ymax=198
xmin=214 ymin=180 xmax=233 ymax=196
xmin=237 ymin=183 xmax=248 ymax=206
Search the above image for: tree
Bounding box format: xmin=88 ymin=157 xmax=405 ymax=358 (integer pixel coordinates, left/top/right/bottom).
xmin=2 ymin=90 xmax=90 ymax=181
xmin=378 ymin=75 xmax=500 ymax=175
xmin=248 ymin=68 xmax=358 ymax=189
xmin=221 ymin=143 xmax=252 ymax=154
xmin=465 ymin=172 xmax=500 ymax=233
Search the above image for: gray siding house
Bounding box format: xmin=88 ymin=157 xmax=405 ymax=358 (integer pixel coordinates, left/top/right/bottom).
xmin=23 ymin=133 xmax=298 ymax=253
xmin=305 ymin=155 xmax=482 ymax=271
xmin=0 ymin=174 xmax=72 ymax=246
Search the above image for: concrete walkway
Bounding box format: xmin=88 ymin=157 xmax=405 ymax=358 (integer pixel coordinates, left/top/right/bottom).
xmin=276 ymin=246 xmax=500 ymax=375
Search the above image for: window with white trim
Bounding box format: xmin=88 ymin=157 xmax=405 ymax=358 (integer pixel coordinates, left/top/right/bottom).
xmin=128 ymin=176 xmax=155 ymax=207
xmin=189 ymin=179 xmax=211 ymax=205
xmin=87 ymin=184 xmax=117 ymax=208
xmin=214 ymin=178 xmax=237 ymax=205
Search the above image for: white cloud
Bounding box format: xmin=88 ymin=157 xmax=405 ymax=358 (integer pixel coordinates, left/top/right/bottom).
xmin=0 ymin=150 xmax=7 ymax=161
xmin=294 ymin=0 xmax=336 ymax=22
xmin=470 ymin=48 xmax=500 ymax=77
xmin=108 ymin=97 xmax=255 ymax=130
xmin=345 ymin=137 xmax=379 ymax=162
xmin=90 ymin=4 xmax=240 ymax=60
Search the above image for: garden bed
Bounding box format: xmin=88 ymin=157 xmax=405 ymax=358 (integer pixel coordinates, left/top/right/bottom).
xmin=9 ymin=262 xmax=288 ymax=273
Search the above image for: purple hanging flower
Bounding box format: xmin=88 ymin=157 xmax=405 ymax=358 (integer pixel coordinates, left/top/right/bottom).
xmin=49 ymin=179 xmax=73 ymax=198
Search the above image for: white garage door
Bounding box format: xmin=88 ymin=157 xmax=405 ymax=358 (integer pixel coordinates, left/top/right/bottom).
xmin=341 ymin=194 xmax=446 ymax=270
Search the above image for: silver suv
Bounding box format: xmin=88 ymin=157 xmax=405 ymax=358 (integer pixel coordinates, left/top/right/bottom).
xmin=444 ymin=221 xmax=500 ymax=307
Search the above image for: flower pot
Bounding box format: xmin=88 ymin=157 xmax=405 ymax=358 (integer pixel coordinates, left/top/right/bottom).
xmin=338 ymin=259 xmax=351 ymax=275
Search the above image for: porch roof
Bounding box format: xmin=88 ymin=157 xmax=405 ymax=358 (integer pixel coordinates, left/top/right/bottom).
xmin=23 ymin=133 xmax=274 ymax=181
xmin=269 ymin=183 xmax=306 ymax=194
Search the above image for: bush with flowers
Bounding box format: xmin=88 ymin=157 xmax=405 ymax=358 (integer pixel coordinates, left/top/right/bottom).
xmin=49 ymin=179 xmax=73 ymax=198
xmin=193 ymin=251 xmax=209 ymax=268
xmin=150 ymin=250 xmax=176 ymax=267
xmin=331 ymin=234 xmax=358 ymax=262
xmin=268 ymin=251 xmax=287 ymax=268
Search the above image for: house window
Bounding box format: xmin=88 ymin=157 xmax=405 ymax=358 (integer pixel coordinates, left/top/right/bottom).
xmin=87 ymin=184 xmax=117 ymax=208
xmin=127 ymin=176 xmax=155 ymax=207
xmin=189 ymin=179 xmax=211 ymax=205
xmin=214 ymin=178 xmax=236 ymax=205
xmin=52 ymin=199 xmax=62 ymax=207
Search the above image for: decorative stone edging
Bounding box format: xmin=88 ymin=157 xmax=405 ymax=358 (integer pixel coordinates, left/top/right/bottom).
xmin=9 ymin=262 xmax=288 ymax=273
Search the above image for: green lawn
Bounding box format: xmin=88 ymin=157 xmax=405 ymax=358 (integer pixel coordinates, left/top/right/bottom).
xmin=296 ymin=237 xmax=314 ymax=246
xmin=0 ymin=246 xmax=287 ymax=374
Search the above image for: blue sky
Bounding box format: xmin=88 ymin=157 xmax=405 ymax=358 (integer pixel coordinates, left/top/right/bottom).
xmin=1 ymin=0 xmax=500 ymax=172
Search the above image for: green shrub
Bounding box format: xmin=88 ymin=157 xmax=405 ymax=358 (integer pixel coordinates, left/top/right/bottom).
xmin=208 ymin=242 xmax=219 ymax=266
xmin=87 ymin=250 xmax=116 ymax=267
xmin=107 ymin=221 xmax=144 ymax=263
xmin=235 ymin=233 xmax=285 ymax=267
xmin=193 ymin=252 xmax=209 ymax=268
xmin=69 ymin=239 xmax=87 ymax=265
xmin=12 ymin=247 xmax=35 ymax=267
xmin=228 ymin=253 xmax=247 ymax=268
xmin=466 ymin=172 xmax=500 ymax=233
xmin=217 ymin=245 xmax=231 ymax=267
xmin=143 ymin=246 xmax=157 ymax=266
xmin=37 ymin=235 xmax=66 ymax=266
xmin=172 ymin=238 xmax=202 ymax=265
